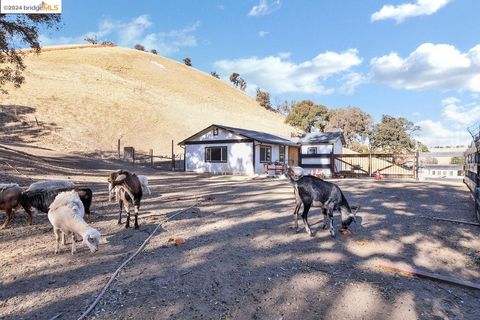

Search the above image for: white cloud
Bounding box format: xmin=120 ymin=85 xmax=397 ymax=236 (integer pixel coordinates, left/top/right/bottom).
xmin=441 ymin=97 xmax=480 ymax=127
xmin=213 ymin=49 xmax=362 ymax=95
xmin=371 ymin=0 xmax=450 ymax=23
xmin=258 ymin=31 xmax=269 ymax=37
xmin=339 ymin=72 xmax=366 ymax=95
xmin=39 ymin=15 xmax=200 ymax=55
xmin=415 ymin=119 xmax=471 ymax=147
xmin=371 ymin=43 xmax=480 ymax=92
xmin=416 ymin=96 xmax=480 ymax=146
xmin=248 ymin=0 xmax=281 ymax=17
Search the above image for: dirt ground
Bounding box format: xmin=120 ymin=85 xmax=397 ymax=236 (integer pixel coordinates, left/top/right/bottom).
xmin=1 ymin=145 xmax=479 ymax=320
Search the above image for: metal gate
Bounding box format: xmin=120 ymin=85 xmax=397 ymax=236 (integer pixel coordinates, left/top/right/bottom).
xmin=333 ymin=153 xmax=417 ymax=179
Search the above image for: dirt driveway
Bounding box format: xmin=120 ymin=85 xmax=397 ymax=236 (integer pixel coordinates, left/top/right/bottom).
xmin=0 ymin=146 xmax=479 ymax=320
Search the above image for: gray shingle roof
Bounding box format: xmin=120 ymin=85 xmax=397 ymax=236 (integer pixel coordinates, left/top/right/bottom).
xmin=215 ymin=125 xmax=299 ymax=146
xmin=178 ymin=124 xmax=299 ymax=147
xmin=298 ymin=131 xmax=344 ymax=144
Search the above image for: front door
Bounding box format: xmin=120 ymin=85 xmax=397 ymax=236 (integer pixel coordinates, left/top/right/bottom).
xmin=288 ymin=146 xmax=300 ymax=166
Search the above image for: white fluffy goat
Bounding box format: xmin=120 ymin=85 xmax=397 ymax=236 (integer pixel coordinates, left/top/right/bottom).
xmin=48 ymin=191 xmax=101 ymax=254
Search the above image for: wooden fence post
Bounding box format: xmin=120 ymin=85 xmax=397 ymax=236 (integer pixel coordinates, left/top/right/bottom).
xmin=150 ymin=149 xmax=153 ymax=167
xmin=171 ymin=140 xmax=175 ymax=171
xmin=415 ymin=150 xmax=420 ymax=180
xmin=117 ymin=139 xmax=121 ymax=159
xmin=132 ymin=149 xmax=135 ymax=166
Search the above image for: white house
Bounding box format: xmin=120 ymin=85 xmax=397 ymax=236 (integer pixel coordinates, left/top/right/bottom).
xmin=178 ymin=124 xmax=299 ymax=175
xmin=297 ymin=131 xmax=345 ymax=177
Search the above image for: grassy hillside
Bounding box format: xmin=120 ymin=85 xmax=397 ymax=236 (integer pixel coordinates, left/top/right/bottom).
xmin=1 ymin=45 xmax=296 ymax=155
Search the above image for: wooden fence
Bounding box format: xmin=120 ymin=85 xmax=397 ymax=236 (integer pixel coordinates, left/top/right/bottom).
xmin=464 ymin=144 xmax=480 ymax=222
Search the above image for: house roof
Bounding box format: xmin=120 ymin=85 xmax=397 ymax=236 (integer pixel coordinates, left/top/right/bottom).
xmin=297 ymin=131 xmax=345 ymax=144
xmin=178 ymin=124 xmax=299 ymax=147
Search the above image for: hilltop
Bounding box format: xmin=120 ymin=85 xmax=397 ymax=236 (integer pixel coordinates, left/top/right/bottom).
xmin=1 ymin=45 xmax=296 ymax=155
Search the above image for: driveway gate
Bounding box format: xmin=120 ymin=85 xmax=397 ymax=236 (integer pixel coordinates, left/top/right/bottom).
xmin=333 ymin=153 xmax=417 ymax=179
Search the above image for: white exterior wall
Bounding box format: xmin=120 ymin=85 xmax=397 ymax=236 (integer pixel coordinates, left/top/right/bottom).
xmin=185 ymin=142 xmax=254 ymax=175
xmin=190 ymin=127 xmax=244 ymax=141
xmin=419 ymin=168 xmax=463 ymax=180
xmin=300 ymin=143 xmax=337 ymax=177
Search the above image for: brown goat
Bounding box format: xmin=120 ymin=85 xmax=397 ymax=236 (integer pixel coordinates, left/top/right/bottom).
xmin=0 ymin=185 xmax=33 ymax=229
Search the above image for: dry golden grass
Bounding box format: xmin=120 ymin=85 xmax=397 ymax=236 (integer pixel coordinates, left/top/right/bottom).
xmin=2 ymin=45 xmax=296 ymax=154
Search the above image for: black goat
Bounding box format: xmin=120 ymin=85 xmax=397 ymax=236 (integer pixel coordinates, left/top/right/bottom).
xmin=285 ymin=169 xmax=355 ymax=237
xmin=108 ymin=170 xmax=143 ymax=229
xmin=20 ymin=187 xmax=93 ymax=221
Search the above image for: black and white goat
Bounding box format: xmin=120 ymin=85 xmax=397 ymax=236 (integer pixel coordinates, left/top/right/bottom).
xmin=20 ymin=180 xmax=93 ymax=221
xmin=285 ymin=168 xmax=356 ymax=237
xmin=108 ymin=170 xmax=143 ymax=229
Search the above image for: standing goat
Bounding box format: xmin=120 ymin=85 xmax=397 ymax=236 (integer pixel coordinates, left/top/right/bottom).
xmin=108 ymin=173 xmax=150 ymax=201
xmin=48 ymin=191 xmax=101 ymax=254
xmin=285 ymin=168 xmax=356 ymax=237
xmin=0 ymin=184 xmax=33 ymax=229
xmin=108 ymin=170 xmax=143 ymax=229
xmin=21 ymin=180 xmax=93 ymax=221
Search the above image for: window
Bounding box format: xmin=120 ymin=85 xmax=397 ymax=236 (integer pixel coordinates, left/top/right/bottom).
xmin=205 ymin=146 xmax=227 ymax=162
xmin=260 ymin=146 xmax=271 ymax=163
xmin=307 ymin=147 xmax=317 ymax=154
xmin=212 ymin=128 xmax=219 ymax=136
xmin=279 ymin=145 xmax=286 ymax=163
xmin=449 ymin=171 xmax=453 ymax=176
xmin=431 ymin=170 xmax=435 ymax=175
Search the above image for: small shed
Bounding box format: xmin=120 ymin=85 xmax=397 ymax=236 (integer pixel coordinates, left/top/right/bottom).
xmin=298 ymin=131 xmax=345 ymax=177
xmin=178 ymin=124 xmax=299 ymax=175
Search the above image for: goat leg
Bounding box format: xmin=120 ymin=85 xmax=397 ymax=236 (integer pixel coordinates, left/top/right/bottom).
xmin=301 ymin=203 xmax=313 ymax=237
xmin=327 ymin=205 xmax=335 ymax=238
xmin=0 ymin=209 xmax=13 ymax=229
xmin=54 ymin=228 xmax=61 ymax=254
xmin=125 ymin=205 xmax=131 ymax=229
xmin=70 ymin=233 xmax=77 ymax=255
xmin=293 ymin=202 xmax=301 ymax=232
xmin=117 ymin=200 xmax=123 ymax=225
xmin=134 ymin=205 xmax=139 ymax=229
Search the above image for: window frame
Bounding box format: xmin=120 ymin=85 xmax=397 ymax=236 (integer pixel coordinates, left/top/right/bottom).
xmin=205 ymin=146 xmax=227 ymax=163
xmin=212 ymin=128 xmax=219 ymax=136
xmin=307 ymin=147 xmax=317 ymax=155
xmin=260 ymin=145 xmax=272 ymax=163
xmin=279 ymin=145 xmax=286 ymax=163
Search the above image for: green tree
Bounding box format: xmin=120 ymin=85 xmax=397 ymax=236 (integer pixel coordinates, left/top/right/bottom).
xmin=325 ymin=107 xmax=372 ymax=148
xmin=417 ymin=142 xmax=429 ymax=152
xmin=285 ymin=100 xmax=329 ymax=132
xmin=0 ymin=13 xmax=60 ymax=94
xmin=369 ymin=115 xmax=420 ymax=153
xmin=450 ymin=156 xmax=465 ymax=165
xmin=255 ymin=88 xmax=271 ymax=110
xmin=150 ymin=49 xmax=158 ymax=55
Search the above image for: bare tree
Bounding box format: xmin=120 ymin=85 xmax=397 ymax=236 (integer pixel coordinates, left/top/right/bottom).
xmin=256 ymin=89 xmax=271 ymax=109
xmin=210 ymin=71 xmax=220 ymax=79
xmin=84 ymin=35 xmax=97 ymax=44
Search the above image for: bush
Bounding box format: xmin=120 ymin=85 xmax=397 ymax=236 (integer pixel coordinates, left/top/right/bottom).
xmin=134 ymin=44 xmax=146 ymax=51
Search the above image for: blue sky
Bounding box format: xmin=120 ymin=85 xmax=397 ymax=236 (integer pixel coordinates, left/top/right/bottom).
xmin=38 ymin=0 xmax=480 ymax=146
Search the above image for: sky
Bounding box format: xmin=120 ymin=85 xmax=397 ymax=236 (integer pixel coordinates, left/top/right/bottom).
xmin=37 ymin=0 xmax=480 ymax=147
